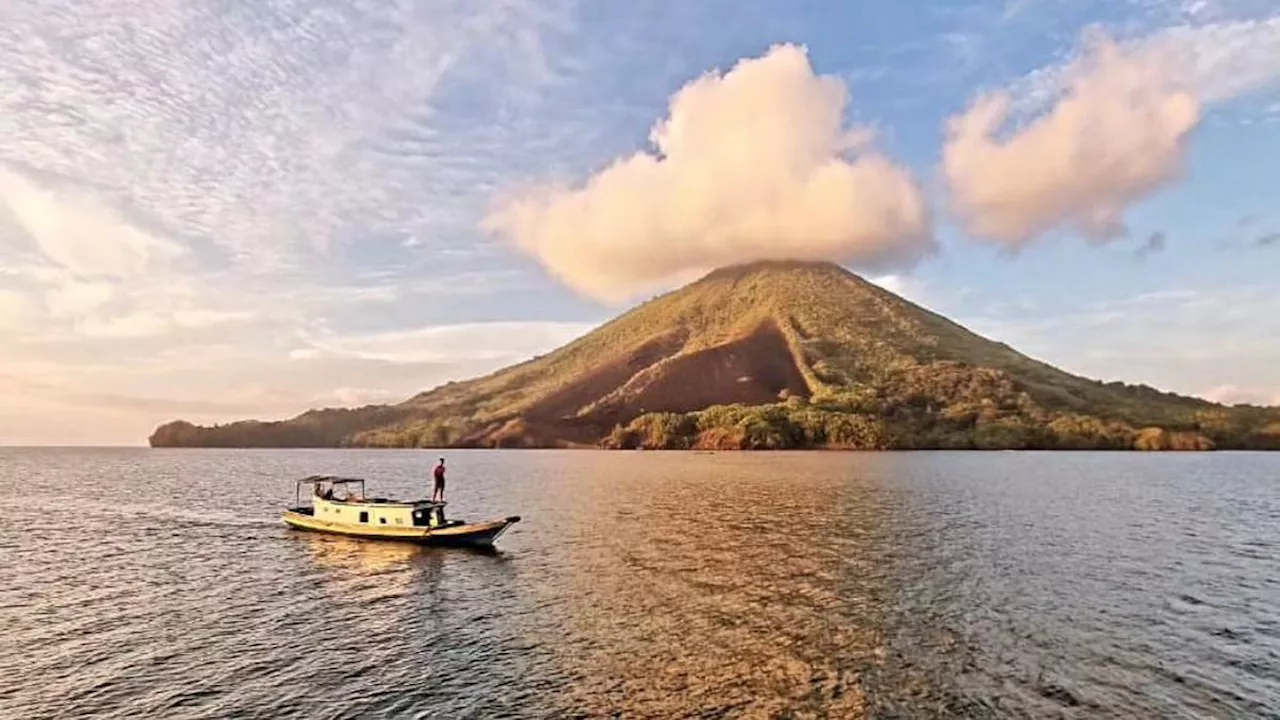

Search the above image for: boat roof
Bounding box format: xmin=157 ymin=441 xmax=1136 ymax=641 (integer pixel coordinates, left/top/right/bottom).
xmin=298 ymin=474 xmax=365 ymax=485
xmin=294 ymin=475 xmax=444 ymax=508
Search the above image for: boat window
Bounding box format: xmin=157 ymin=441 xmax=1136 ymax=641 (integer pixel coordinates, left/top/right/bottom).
xmin=379 ymin=517 xmax=387 ymax=524
xmin=359 ymin=511 xmax=369 ymax=523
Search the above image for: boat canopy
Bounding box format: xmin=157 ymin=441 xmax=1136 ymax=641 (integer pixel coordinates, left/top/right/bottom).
xmin=294 ymin=475 xmax=366 ymax=505
xmin=291 ymin=475 xmax=451 ymax=509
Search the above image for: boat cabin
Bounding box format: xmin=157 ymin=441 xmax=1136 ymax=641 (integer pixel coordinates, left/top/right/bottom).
xmin=289 ymin=475 xmax=456 ymax=529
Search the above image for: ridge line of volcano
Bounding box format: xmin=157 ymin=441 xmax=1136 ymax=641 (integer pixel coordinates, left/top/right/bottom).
xmin=148 ymin=260 xmax=1280 ymax=451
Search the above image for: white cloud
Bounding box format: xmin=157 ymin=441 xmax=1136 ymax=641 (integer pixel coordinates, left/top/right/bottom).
xmin=1006 ymin=17 xmax=1280 ymax=113
xmin=0 ymin=316 xmax=607 ymax=444
xmin=0 ymin=289 xmax=35 ymax=331
xmin=0 ymin=0 xmax=579 ymax=271
xmin=959 ymin=283 xmax=1280 ymax=401
xmin=1137 ymin=16 xmax=1280 ymax=103
xmin=0 ymin=169 xmax=261 ymax=343
xmin=2 ymin=2 xmax=1276 ymax=444
xmin=1199 ymin=384 xmax=1280 ymax=406
xmin=949 ymin=15 xmax=1280 ymax=247
xmin=868 ymin=274 xmax=933 ymax=306
xmin=0 ymin=169 xmax=183 ymax=279
xmin=72 ymin=307 xmax=256 ymax=339
xmin=485 ymin=43 xmax=934 ymax=303
xmin=75 ymin=312 xmax=173 ymax=340
xmin=0 ymin=166 xmax=565 ymax=442
xmin=170 ymin=308 xmax=257 ymax=329
xmin=328 ymin=387 xmax=404 ymax=406
xmin=943 ymin=30 xmax=1200 ymax=246
xmin=298 ymin=321 xmax=598 ymax=364
xmin=44 ymin=279 xmax=116 ymax=319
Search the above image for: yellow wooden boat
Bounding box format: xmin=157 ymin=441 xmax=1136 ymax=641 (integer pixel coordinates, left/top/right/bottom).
xmin=282 ymin=475 xmax=520 ymax=548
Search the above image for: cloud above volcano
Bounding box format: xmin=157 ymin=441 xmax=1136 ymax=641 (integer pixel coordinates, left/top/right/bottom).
xmin=483 ymin=43 xmax=934 ymax=302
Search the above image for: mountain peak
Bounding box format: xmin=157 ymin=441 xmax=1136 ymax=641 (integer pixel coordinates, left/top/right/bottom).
xmin=149 ymin=260 xmax=1280 ymax=450
xmin=698 ymin=258 xmax=848 ymax=279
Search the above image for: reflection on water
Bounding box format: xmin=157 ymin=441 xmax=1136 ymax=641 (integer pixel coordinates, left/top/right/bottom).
xmin=544 ymin=456 xmax=893 ymax=717
xmin=300 ymin=533 xmax=426 ymax=572
xmin=295 ymin=533 xmax=440 ymax=605
xmin=2 ymin=448 xmax=1279 ymax=718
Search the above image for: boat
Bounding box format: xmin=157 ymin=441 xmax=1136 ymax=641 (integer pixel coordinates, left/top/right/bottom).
xmin=281 ymin=475 xmax=520 ymax=548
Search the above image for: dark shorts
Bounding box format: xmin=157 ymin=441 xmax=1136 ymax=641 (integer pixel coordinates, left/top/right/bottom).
xmin=434 ymin=477 xmax=445 ymax=490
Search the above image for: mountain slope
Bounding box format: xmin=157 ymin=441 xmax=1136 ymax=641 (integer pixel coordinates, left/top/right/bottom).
xmin=149 ymin=260 xmax=1280 ymax=450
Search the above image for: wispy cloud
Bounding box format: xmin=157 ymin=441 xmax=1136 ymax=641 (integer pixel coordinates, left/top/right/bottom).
xmin=296 ymin=321 xmax=598 ymax=364
xmin=0 ymin=0 xmax=579 ymax=271
xmin=0 ymin=169 xmax=184 ymax=279
xmin=0 ymin=0 xmax=593 ymax=443
xmin=0 ymin=316 xmax=601 ymax=444
xmin=0 ymin=289 xmax=35 ymax=331
xmin=1006 ymin=15 xmax=1280 ymax=113
xmin=1146 ymin=15 xmax=1280 ymax=103
xmin=960 ymin=283 xmax=1280 ymax=399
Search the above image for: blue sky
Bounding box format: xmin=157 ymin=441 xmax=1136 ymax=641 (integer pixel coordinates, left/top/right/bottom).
xmin=1 ymin=0 xmax=1278 ymax=444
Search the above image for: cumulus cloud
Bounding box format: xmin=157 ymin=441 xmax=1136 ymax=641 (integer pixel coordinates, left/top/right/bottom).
xmin=943 ymin=31 xmax=1200 ymax=246
xmin=949 ymin=16 xmax=1280 ymax=249
xmin=483 ymin=43 xmax=933 ymax=302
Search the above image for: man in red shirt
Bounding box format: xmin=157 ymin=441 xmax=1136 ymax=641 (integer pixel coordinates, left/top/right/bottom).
xmin=432 ymin=458 xmax=446 ymax=503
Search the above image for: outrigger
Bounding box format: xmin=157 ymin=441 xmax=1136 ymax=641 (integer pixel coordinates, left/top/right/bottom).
xmin=282 ymin=475 xmax=521 ymax=548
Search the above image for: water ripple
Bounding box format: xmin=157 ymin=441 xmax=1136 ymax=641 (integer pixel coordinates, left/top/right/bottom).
xmin=1 ymin=449 xmax=1278 ymax=718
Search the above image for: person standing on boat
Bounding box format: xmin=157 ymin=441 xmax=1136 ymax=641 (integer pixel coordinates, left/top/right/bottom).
xmin=432 ymin=458 xmax=446 ymax=503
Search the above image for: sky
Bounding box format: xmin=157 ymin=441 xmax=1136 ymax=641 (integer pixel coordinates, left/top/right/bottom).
xmin=1 ymin=0 xmax=1279 ymax=445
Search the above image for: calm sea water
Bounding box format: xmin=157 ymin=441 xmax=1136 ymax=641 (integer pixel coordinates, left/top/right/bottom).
xmin=1 ymin=449 xmax=1278 ymax=719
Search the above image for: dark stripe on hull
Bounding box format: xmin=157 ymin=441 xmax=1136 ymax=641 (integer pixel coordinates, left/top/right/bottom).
xmin=282 ymin=513 xmax=518 ymax=547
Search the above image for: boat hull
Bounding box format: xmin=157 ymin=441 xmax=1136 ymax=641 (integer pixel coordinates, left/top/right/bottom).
xmin=282 ymin=510 xmax=520 ymax=548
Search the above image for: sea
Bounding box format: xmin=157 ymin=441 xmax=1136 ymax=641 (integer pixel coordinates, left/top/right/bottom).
xmin=1 ymin=448 xmax=1277 ymax=719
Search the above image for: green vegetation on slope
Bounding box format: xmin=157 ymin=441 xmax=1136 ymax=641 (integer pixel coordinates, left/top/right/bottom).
xmin=149 ymin=260 xmax=1280 ymax=450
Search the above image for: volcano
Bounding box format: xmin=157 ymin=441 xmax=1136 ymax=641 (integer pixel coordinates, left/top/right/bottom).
xmin=150 ymin=260 xmax=1280 ymax=450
